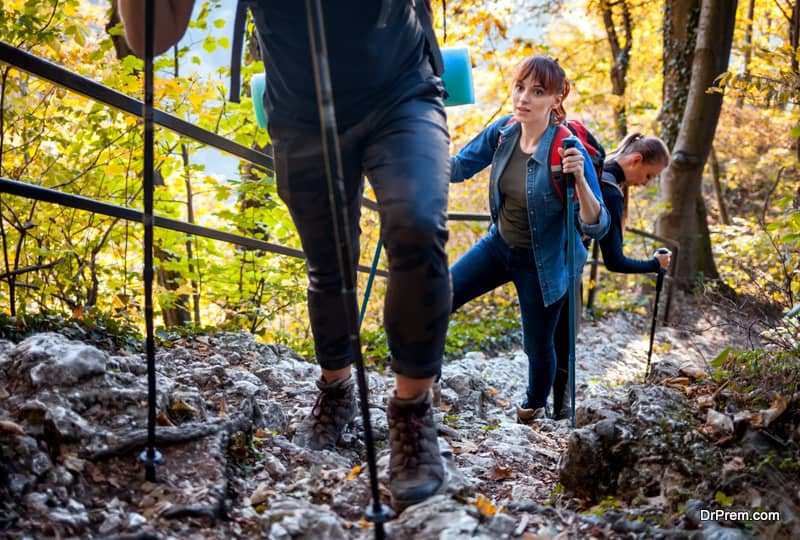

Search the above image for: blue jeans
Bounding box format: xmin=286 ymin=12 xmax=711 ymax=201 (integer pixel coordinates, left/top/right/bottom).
xmin=451 ymin=226 xmax=565 ymax=408
xmin=270 ymin=79 xmax=451 ymax=379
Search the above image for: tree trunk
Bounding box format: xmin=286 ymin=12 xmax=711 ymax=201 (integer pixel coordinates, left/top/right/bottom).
xmin=789 ymin=1 xmax=799 ymax=75
xmin=154 ymin=245 xmax=192 ymax=328
xmin=600 ymin=0 xmax=633 ymax=141
xmin=107 ymin=0 xmax=134 ymax=60
xmin=787 ymin=2 xmax=800 ymax=160
xmin=658 ymin=0 xmax=701 ymax=150
xmin=708 ymin=145 xmax=731 ymax=225
xmin=736 ymin=0 xmax=756 ymax=107
xmin=657 ymin=0 xmax=738 ymax=291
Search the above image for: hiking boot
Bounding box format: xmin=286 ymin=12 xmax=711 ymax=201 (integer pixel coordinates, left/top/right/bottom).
xmin=552 ymin=386 xmax=572 ymax=421
xmin=387 ymin=390 xmax=448 ymax=512
xmin=292 ymin=375 xmax=357 ymax=451
xmin=516 ymin=404 xmax=546 ymax=424
xmin=551 ymin=366 xmax=570 ymax=421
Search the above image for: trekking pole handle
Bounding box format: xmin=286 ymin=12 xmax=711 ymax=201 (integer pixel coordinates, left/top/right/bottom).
xmin=655 ymin=248 xmax=669 ymax=291
xmin=561 ymin=136 xmax=578 ymax=189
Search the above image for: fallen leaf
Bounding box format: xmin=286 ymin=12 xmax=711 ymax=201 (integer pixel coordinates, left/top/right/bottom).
xmin=494 ymin=399 xmax=511 ymax=409
xmin=170 ymin=400 xmax=200 ymax=414
xmin=696 ymin=394 xmax=714 ymax=409
xmin=663 ymin=377 xmax=690 ymax=388
xmin=474 ymin=494 xmax=497 ymax=517
xmin=0 ymin=420 xmax=25 ymax=436
xmin=723 ymin=456 xmax=745 ymax=474
xmin=219 ymin=397 xmax=227 ymax=417
xmin=357 ymin=518 xmax=374 ymax=529
xmin=62 ymin=454 xmax=86 ymax=473
xmin=485 ymin=387 xmax=500 ymax=397
xmin=345 ymin=465 xmax=363 ymax=480
xmin=451 ymin=440 xmax=478 ymax=454
xmin=157 ymin=412 xmax=175 ymax=426
xmin=757 ymin=395 xmax=788 ymax=428
xmin=250 ymin=482 xmax=272 ymax=506
xmin=523 ymin=533 xmax=550 ymax=540
xmin=680 ymin=364 xmax=708 ymax=379
xmin=489 ymin=466 xmax=513 ymax=480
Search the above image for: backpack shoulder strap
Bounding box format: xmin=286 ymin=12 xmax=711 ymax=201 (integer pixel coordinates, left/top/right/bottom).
xmin=600 ymin=170 xmax=624 ymax=196
xmin=414 ymin=0 xmax=445 ymax=76
xmin=229 ymin=0 xmax=249 ymax=103
xmin=566 ymin=119 xmax=605 ymax=176
xmin=549 ymin=124 xmax=575 ymax=203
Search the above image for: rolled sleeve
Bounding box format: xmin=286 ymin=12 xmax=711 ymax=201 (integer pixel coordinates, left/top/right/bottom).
xmin=575 ymin=142 xmax=610 ymax=239
xmin=579 ymin=203 xmax=610 ymax=239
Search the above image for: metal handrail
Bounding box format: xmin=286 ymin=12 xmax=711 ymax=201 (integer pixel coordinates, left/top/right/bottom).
xmin=0 ymin=177 xmax=389 ymax=278
xmin=0 ymin=41 xmax=272 ymax=171
xmin=584 ymin=228 xmax=680 ymax=324
xmin=2 ymin=41 xmax=678 ymax=317
xmin=0 ymin=41 xmax=487 ymax=282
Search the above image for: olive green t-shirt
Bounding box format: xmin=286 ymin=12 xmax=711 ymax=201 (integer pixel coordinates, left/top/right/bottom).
xmin=498 ymin=142 xmax=533 ymax=249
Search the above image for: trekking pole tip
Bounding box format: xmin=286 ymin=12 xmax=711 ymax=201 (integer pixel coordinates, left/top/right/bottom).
xmin=365 ymin=503 xmax=393 ymax=539
xmin=365 ymin=503 xmax=393 ymax=524
xmin=139 ymin=448 xmax=164 ymax=482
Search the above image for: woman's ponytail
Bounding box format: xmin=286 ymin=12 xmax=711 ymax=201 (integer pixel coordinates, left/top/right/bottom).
xmin=605 ymin=133 xmax=670 ymax=168
xmin=551 ymin=78 xmax=570 ymax=125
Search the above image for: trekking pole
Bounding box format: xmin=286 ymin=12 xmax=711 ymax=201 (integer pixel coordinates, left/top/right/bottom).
xmin=305 ymin=1 xmax=391 ymax=536
xmin=138 ymin=0 xmax=164 ymax=481
xmin=645 ymin=248 xmax=669 ymax=380
xmin=359 ymin=238 xmax=383 ymax=329
xmin=562 ymin=136 xmax=578 ymax=429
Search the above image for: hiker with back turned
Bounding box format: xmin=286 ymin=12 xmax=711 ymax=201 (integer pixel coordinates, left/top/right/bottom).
xmin=119 ymin=0 xmax=451 ymax=512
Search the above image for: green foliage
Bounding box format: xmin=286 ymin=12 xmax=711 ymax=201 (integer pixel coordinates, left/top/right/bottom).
xmin=445 ymin=289 xmax=522 ymax=359
xmin=709 ymin=347 xmax=799 ymax=411
xmin=714 ymin=491 xmax=735 ymax=507
xmin=1 ymin=0 xmax=798 ymax=370
xmin=0 ymin=309 xmax=142 ymax=352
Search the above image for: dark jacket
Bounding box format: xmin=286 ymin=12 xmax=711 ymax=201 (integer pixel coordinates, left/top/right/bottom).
xmin=248 ymin=0 xmax=435 ymax=130
xmin=598 ymin=162 xmax=660 ymax=274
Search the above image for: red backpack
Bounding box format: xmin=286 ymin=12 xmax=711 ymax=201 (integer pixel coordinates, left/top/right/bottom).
xmin=499 ymin=117 xmax=605 ymax=204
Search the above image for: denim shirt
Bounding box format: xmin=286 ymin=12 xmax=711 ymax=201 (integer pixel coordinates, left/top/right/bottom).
xmin=450 ymin=115 xmax=610 ymax=306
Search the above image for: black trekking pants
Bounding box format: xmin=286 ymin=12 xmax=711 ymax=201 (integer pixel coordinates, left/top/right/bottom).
xmin=269 ymin=84 xmax=451 ymax=379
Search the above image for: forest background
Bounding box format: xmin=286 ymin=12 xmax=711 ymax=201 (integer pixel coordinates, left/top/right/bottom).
xmin=0 ymin=0 xmax=798 ymax=363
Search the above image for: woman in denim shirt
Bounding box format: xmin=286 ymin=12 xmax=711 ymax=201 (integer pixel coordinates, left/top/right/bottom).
xmin=550 ymin=133 xmax=671 ymax=420
xmin=449 ymin=55 xmax=610 ymax=421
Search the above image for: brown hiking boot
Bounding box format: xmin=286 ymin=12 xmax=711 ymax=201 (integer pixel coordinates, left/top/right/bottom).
xmin=387 ymin=390 xmax=448 ymax=512
xmin=516 ymin=404 xmax=546 ymax=424
xmin=292 ymin=375 xmax=357 ymax=451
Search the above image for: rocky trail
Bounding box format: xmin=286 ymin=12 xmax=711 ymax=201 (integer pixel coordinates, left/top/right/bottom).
xmin=1 ymin=294 xmax=797 ymax=539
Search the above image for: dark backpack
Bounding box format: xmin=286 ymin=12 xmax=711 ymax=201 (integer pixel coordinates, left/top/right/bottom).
xmin=499 ymin=117 xmax=605 ymax=204
xmin=228 ymin=0 xmax=444 ymax=103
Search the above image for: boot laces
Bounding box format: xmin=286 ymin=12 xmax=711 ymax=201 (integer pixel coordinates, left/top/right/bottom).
xmin=395 ymin=412 xmax=428 ymax=467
